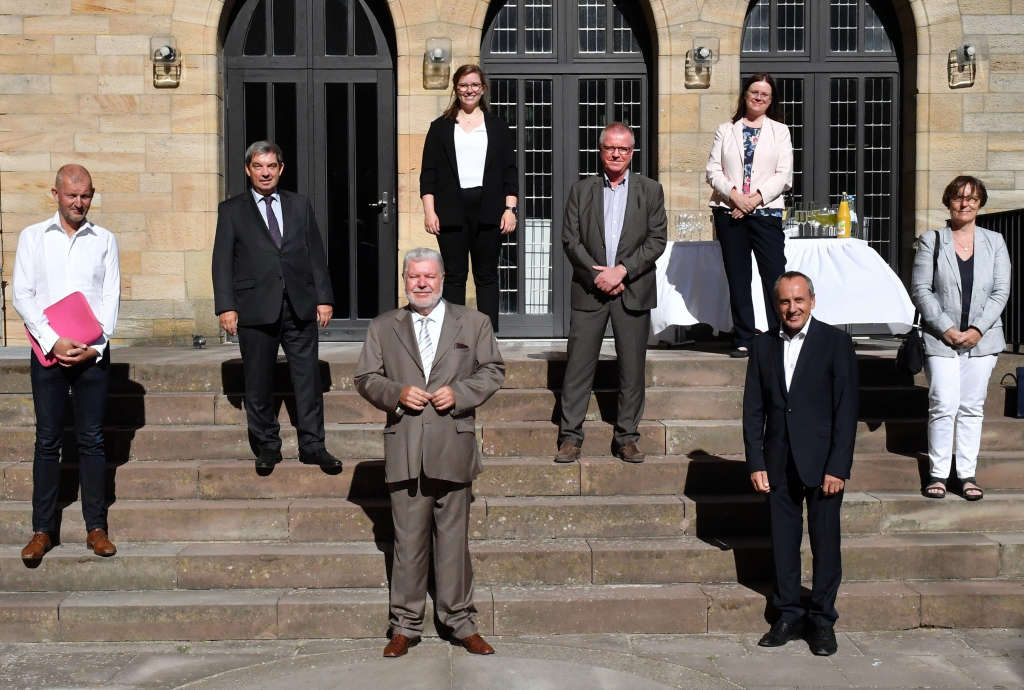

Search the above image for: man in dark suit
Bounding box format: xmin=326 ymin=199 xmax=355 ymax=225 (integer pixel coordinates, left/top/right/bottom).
xmin=355 ymin=247 xmax=504 ymax=658
xmin=555 ymin=122 xmax=667 ymax=463
xmin=212 ymin=140 xmax=341 ymax=471
xmin=743 ymin=271 xmax=858 ymax=656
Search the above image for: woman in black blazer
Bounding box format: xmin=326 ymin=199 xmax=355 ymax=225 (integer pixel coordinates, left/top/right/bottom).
xmin=420 ymin=63 xmax=518 ymax=331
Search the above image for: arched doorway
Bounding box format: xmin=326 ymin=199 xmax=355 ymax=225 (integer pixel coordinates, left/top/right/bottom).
xmin=223 ymin=0 xmax=397 ymax=339
xmin=481 ymin=0 xmax=655 ymax=337
xmin=741 ymin=0 xmax=903 ymax=267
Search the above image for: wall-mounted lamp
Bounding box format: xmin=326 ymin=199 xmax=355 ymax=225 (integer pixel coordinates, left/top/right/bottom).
xmin=947 ymin=44 xmax=977 ymax=89
xmin=423 ymin=38 xmax=451 ymax=90
xmin=151 ymin=36 xmax=181 ymax=88
xmin=684 ymin=37 xmax=719 ymax=90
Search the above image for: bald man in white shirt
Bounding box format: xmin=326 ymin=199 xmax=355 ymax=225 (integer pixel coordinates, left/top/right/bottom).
xmin=13 ymin=164 xmax=120 ymax=562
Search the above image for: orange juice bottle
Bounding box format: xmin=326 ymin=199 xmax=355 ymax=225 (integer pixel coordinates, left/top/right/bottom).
xmin=837 ymin=193 xmax=851 ymax=238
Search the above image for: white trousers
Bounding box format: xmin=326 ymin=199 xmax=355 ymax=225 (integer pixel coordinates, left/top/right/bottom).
xmin=924 ymin=352 xmax=998 ymax=481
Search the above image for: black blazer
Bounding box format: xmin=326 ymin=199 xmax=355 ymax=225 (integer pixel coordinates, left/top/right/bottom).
xmin=419 ymin=112 xmax=518 ymax=226
xmin=212 ymin=189 xmax=333 ymax=326
xmin=561 ymin=173 xmax=667 ymax=312
xmin=742 ymin=318 xmax=859 ymax=487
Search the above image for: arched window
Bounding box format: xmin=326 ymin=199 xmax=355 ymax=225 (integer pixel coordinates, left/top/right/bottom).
xmin=482 ymin=0 xmax=654 ymax=336
xmin=742 ymin=0 xmax=902 ymax=266
xmin=223 ymin=0 xmax=397 ymax=339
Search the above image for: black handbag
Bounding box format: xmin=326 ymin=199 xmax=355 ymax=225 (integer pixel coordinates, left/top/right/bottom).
xmin=897 ymin=229 xmax=940 ymax=376
xmin=896 ymin=313 xmax=925 ymax=375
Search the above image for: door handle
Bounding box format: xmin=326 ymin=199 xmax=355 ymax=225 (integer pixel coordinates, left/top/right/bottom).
xmin=368 ymin=191 xmax=390 ymax=221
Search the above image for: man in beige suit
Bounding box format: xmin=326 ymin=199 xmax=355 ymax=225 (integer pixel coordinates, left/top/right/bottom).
xmin=355 ymin=247 xmax=505 ymax=658
xmin=556 ymin=122 xmax=667 ymax=463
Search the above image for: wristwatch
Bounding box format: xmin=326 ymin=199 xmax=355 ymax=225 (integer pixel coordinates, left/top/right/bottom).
xmin=505 ymin=205 xmax=518 ymax=216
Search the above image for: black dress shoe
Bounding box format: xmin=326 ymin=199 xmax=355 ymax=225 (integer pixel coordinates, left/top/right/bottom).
xmin=729 ymin=346 xmax=749 ymax=358
xmin=255 ymin=447 xmax=282 ymax=470
xmin=807 ymin=625 xmax=838 ymax=656
xmin=299 ymin=448 xmax=343 ymax=470
xmin=757 ymin=619 xmax=805 ymax=647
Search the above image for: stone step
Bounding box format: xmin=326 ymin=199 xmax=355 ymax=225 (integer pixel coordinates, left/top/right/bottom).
xmin=2 ymin=491 xmax=1023 ymax=544
xmin=0 ymin=495 xmax=687 ymax=544
xmin=0 ymin=386 xmax=748 ymax=427
xmin=660 ymin=418 xmax=1024 ymax=457
xmin=3 ymin=579 xmax=1022 ymax=642
xmin=2 ymin=378 xmax=1014 ymax=426
xmin=4 ymin=414 xmax=1023 ymax=463
xmin=2 ymin=344 xmax=1019 ymax=395
xmin=0 ymin=532 xmax=1017 ymax=593
xmin=0 ymin=349 xmax=754 ymax=394
xmin=6 ymin=451 xmax=1023 ymax=504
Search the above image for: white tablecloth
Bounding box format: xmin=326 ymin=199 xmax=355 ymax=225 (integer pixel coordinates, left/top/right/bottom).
xmin=651 ymin=238 xmax=915 ymax=335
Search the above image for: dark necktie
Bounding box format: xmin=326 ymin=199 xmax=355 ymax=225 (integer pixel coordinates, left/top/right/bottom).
xmin=262 ymin=195 xmax=282 ymax=248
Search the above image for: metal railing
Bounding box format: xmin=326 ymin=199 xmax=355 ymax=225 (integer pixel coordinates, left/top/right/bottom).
xmin=977 ymin=208 xmax=1024 ymax=352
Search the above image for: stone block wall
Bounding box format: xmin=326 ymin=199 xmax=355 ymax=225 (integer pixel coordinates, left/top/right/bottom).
xmin=0 ymin=0 xmax=224 ymax=346
xmin=0 ymin=0 xmax=1021 ymax=345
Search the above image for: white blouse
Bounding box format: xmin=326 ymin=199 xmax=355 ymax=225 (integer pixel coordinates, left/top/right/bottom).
xmin=454 ymin=123 xmax=488 ymax=189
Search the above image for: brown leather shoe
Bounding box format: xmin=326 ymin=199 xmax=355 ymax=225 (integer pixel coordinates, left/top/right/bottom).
xmin=614 ymin=441 xmax=646 ymax=463
xmin=86 ymin=528 xmax=116 ymax=557
xmin=383 ymin=633 xmax=414 ymax=658
xmin=554 ymin=441 xmax=581 ymax=463
xmin=458 ymin=633 xmax=495 ymax=655
xmin=21 ymin=532 xmax=51 ymax=561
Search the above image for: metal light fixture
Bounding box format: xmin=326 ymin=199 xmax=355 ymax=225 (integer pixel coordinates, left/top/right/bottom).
xmin=684 ymin=37 xmax=719 ymax=90
xmin=947 ymin=44 xmax=977 ymax=89
xmin=423 ymin=38 xmax=451 ymax=90
xmin=151 ymin=36 xmax=181 ymax=88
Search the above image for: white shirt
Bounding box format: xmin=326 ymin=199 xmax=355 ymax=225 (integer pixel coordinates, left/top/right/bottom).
xmin=250 ymin=188 xmax=284 ymax=237
xmin=411 ymin=299 xmax=446 ymax=380
xmin=13 ymin=212 xmax=120 ymax=361
xmin=780 ymin=316 xmax=813 ymax=391
xmin=454 ymin=123 xmax=488 ymax=189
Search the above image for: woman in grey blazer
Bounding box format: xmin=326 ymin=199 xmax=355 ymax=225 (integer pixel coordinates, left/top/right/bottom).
xmin=911 ymin=176 xmax=1011 ymax=500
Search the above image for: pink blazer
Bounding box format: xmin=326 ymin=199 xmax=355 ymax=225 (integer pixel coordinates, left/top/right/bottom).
xmin=706 ymin=117 xmax=793 ymax=211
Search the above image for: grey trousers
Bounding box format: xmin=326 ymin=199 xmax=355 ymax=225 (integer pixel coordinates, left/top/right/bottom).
xmin=388 ymin=475 xmax=476 ymax=639
xmin=558 ymin=297 xmax=650 ymax=448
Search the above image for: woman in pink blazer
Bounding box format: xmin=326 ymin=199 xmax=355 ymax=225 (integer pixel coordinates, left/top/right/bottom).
xmin=706 ymin=73 xmax=793 ymax=357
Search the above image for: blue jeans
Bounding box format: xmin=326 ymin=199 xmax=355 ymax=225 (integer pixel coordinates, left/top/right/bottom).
xmin=30 ymin=353 xmax=110 ymax=534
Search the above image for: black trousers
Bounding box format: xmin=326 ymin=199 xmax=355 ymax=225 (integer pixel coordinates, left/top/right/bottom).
xmin=558 ymin=297 xmax=650 ymax=448
xmin=30 ymin=353 xmax=110 ymax=534
xmin=237 ymin=292 xmax=325 ymax=455
xmin=714 ymin=209 xmax=786 ymax=348
xmin=768 ymin=454 xmax=843 ymax=629
xmin=436 ymin=186 xmax=500 ymax=331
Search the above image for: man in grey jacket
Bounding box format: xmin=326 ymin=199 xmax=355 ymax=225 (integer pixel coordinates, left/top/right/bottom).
xmin=555 ymin=122 xmax=667 ymax=463
xmin=355 ymin=247 xmax=505 ymax=658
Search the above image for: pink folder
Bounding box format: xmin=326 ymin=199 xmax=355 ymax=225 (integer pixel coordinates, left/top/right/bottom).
xmin=24 ymin=291 xmax=103 ymax=367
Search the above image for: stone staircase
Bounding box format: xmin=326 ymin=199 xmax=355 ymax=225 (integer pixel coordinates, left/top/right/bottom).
xmin=0 ymin=342 xmax=1022 ymax=642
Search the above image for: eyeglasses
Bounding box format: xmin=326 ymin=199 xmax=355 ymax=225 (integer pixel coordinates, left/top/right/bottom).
xmin=456 ymin=82 xmax=483 ymax=92
xmin=747 ymin=90 xmax=772 ymax=100
xmin=951 ymin=195 xmax=982 ymax=205
xmin=600 ymin=145 xmax=633 ymax=155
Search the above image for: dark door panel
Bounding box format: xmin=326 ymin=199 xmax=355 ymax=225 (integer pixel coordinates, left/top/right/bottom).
xmin=224 ymin=0 xmax=397 ymax=340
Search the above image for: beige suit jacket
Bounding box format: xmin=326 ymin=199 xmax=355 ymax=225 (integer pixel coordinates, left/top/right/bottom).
xmin=354 ymin=301 xmax=505 ymax=483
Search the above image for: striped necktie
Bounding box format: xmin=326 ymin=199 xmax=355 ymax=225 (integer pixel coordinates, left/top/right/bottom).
xmin=417 ymin=316 xmax=434 ymax=375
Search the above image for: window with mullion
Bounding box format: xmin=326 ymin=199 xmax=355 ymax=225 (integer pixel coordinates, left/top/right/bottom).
xmin=485 ymin=0 xmax=641 ymax=59
xmin=741 ymin=0 xmax=894 ymax=58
